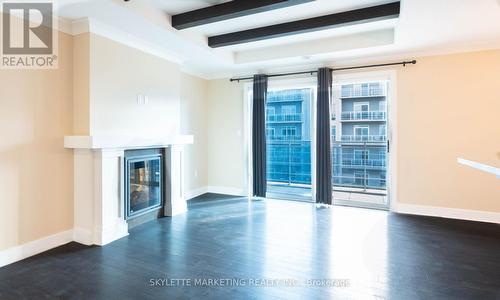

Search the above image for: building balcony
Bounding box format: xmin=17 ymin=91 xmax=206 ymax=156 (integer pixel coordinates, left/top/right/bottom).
xmin=267 ymin=141 xmax=311 ymax=186
xmin=335 ymin=159 xmax=386 ymax=170
xmin=341 ymin=83 xmax=386 ymax=98
xmin=267 ymin=95 xmax=304 ymax=103
xmin=341 ymin=111 xmax=386 ymax=121
xmin=341 ymin=135 xmax=387 ymax=143
xmin=267 ymin=114 xmax=302 ymax=123
xmin=333 ymin=175 xmax=386 ymax=190
xmin=267 ymin=136 xmax=303 ymax=141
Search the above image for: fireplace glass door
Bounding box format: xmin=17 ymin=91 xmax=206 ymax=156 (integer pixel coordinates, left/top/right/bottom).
xmin=125 ymin=155 xmax=162 ymax=219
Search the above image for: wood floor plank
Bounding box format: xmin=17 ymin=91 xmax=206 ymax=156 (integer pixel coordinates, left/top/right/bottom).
xmin=0 ymin=193 xmax=499 ymax=299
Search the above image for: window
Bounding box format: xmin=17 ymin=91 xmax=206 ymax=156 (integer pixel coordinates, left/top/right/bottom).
xmin=354 ymin=171 xmax=365 ymax=185
xmin=354 ymin=150 xmax=369 ymax=160
xmin=379 ymin=125 xmax=387 ymax=137
xmin=266 ymin=106 xmax=275 ymax=116
xmin=266 ymin=128 xmax=275 ymax=138
xmin=264 ymin=87 xmax=313 ymax=199
xmin=354 ymin=126 xmax=369 ymax=137
xmin=331 ymin=77 xmax=390 ymax=209
xmin=380 ymin=173 xmax=386 ymax=186
xmin=353 ymin=102 xmax=369 ymax=112
xmin=281 ymin=105 xmax=296 ymax=115
xmin=281 ymin=126 xmax=297 ymax=139
xmin=379 ymin=101 xmax=387 ymax=112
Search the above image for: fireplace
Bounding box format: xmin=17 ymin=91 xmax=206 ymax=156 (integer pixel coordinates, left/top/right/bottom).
xmin=124 ymin=149 xmax=164 ymax=220
xmin=65 ymin=135 xmax=192 ymax=246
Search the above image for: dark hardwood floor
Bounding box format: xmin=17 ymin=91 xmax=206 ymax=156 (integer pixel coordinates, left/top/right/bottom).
xmin=1 ymin=194 xmax=500 ymax=299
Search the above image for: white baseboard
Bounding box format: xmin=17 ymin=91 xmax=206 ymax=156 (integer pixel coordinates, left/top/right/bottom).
xmin=72 ymin=227 xmax=93 ymax=246
xmin=96 ymin=221 xmax=129 ymax=246
xmin=207 ymin=186 xmax=247 ymax=197
xmin=185 ymin=186 xmax=209 ymax=200
xmin=185 ymin=185 xmax=246 ymax=198
xmin=394 ymin=203 xmax=500 ymax=224
xmin=0 ymin=230 xmax=73 ymax=268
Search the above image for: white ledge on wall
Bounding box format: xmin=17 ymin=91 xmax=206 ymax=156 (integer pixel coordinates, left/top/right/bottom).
xmin=457 ymin=158 xmax=500 ymax=179
xmin=64 ymin=135 xmax=194 ymax=149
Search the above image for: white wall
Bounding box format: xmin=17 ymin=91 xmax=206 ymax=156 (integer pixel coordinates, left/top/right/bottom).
xmin=180 ymin=73 xmax=209 ymax=194
xmin=207 ymin=79 xmax=246 ymax=193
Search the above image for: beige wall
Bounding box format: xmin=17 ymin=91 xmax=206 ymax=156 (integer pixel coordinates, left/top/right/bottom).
xmin=180 ymin=73 xmax=209 ymax=192
xmin=87 ymin=34 xmax=209 ymax=192
xmin=206 ymin=49 xmax=500 ymax=213
xmin=0 ymin=32 xmax=74 ymax=251
xmin=0 ymin=31 xmax=211 ymax=251
xmin=396 ymin=49 xmax=500 ymax=211
xmin=89 ymin=34 xmax=181 ymax=137
xmin=207 ymin=79 xmax=246 ymax=190
xmin=72 ymin=33 xmax=90 ymax=135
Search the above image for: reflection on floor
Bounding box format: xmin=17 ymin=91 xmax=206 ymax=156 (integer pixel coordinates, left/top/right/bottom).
xmin=1 ymin=194 xmax=499 ymax=299
xmin=267 ymin=184 xmax=312 ymax=201
xmin=333 ymin=186 xmax=387 ymax=208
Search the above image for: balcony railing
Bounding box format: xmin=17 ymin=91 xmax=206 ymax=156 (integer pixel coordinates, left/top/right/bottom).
xmin=333 ymin=175 xmax=386 ymax=190
xmin=341 ymin=83 xmax=386 ymax=98
xmin=335 ymin=159 xmax=386 ymax=170
xmin=265 ymin=139 xmax=388 ymax=190
xmin=267 ymin=93 xmax=304 ymax=103
xmin=341 ymin=111 xmax=386 ymax=121
xmin=341 ymin=135 xmax=387 ymax=142
xmin=267 ymin=136 xmax=302 ymax=141
xmin=267 ymin=141 xmax=311 ymax=185
xmin=331 ymin=142 xmax=387 ymax=190
xmin=267 ymin=114 xmax=302 ymax=122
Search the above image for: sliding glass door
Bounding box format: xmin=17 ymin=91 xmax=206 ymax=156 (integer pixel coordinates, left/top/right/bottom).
xmin=265 ymin=87 xmax=314 ymax=202
xmin=331 ymin=80 xmax=389 ymax=209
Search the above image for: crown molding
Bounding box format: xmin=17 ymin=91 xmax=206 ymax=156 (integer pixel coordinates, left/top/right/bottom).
xmin=69 ymin=18 xmax=185 ymax=65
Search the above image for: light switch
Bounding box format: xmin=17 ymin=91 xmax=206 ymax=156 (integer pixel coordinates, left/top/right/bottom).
xmin=137 ymin=94 xmax=145 ymax=105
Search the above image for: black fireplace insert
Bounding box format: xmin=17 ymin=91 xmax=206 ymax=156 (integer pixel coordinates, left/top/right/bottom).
xmin=124 ymin=149 xmax=164 ymax=219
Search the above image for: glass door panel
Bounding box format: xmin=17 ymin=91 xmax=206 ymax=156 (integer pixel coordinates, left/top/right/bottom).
xmin=331 ymin=80 xmax=389 ymax=209
xmin=266 ymin=88 xmax=313 ymax=202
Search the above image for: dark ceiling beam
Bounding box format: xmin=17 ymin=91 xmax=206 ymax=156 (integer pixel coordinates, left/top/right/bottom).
xmin=172 ymin=0 xmax=315 ymax=30
xmin=208 ymin=1 xmax=400 ymax=48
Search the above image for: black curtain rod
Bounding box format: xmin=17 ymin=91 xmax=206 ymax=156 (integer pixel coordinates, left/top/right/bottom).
xmin=229 ymin=60 xmax=417 ymax=82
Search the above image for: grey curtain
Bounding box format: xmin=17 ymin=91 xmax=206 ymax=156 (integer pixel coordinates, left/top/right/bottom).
xmin=252 ymin=74 xmax=268 ymax=197
xmin=316 ymin=68 xmax=333 ymax=204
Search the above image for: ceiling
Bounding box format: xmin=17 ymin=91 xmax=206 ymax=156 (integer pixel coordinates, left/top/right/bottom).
xmin=57 ymin=0 xmax=500 ymax=79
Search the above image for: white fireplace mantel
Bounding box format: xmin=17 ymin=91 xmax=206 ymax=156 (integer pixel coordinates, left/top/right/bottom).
xmin=64 ymin=135 xmax=193 ymax=149
xmin=65 ymin=134 xmax=193 ymax=246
